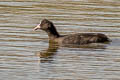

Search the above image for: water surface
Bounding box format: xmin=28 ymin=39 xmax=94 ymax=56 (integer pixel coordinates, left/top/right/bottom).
xmin=0 ymin=0 xmax=120 ymax=80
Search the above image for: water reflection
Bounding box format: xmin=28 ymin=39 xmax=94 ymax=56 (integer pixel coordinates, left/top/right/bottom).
xmin=35 ymin=41 xmax=59 ymax=63
xmin=35 ymin=41 xmax=109 ymax=63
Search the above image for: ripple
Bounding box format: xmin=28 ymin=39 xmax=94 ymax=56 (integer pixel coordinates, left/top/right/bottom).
xmin=0 ymin=0 xmax=120 ymax=80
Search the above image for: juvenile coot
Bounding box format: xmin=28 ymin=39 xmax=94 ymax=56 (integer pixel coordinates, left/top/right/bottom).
xmin=34 ymin=19 xmax=110 ymax=45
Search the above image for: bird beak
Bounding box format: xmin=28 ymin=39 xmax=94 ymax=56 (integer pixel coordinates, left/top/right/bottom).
xmin=33 ymin=24 xmax=41 ymax=31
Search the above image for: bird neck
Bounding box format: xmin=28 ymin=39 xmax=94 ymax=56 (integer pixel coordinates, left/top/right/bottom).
xmin=46 ymin=26 xmax=60 ymax=40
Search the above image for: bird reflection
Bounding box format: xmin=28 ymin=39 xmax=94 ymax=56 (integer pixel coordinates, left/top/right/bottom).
xmin=35 ymin=41 xmax=59 ymax=63
xmin=35 ymin=41 xmax=108 ymax=63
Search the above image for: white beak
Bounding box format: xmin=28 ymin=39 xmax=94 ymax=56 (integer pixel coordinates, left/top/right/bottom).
xmin=33 ymin=24 xmax=41 ymax=31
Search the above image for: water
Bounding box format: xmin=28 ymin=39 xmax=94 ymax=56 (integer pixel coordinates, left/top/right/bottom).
xmin=0 ymin=0 xmax=120 ymax=80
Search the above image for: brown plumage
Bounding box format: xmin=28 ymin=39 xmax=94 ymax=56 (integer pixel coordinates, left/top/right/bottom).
xmin=34 ymin=19 xmax=110 ymax=45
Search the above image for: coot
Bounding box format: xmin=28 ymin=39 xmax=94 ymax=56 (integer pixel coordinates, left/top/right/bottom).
xmin=34 ymin=19 xmax=110 ymax=45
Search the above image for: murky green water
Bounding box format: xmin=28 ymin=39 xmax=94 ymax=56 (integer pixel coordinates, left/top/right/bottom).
xmin=0 ymin=0 xmax=120 ymax=80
